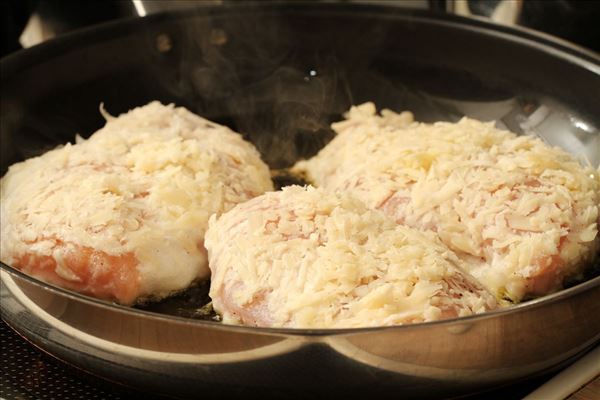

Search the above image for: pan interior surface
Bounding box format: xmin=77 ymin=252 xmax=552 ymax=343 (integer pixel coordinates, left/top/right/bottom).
xmin=2 ymin=2 xmax=598 ymax=323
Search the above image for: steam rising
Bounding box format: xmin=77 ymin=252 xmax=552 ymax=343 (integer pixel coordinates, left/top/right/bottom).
xmin=3 ymin=5 xmax=597 ymax=177
xmin=145 ymin=7 xmax=520 ymax=169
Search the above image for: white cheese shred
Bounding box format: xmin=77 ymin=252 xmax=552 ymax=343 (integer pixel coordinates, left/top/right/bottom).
xmin=206 ymin=186 xmax=498 ymax=328
xmin=293 ymin=103 xmax=599 ymax=302
xmin=0 ymin=102 xmax=273 ymax=305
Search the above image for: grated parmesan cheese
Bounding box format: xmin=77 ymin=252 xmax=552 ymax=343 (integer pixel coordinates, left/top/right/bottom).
xmin=293 ymin=103 xmax=599 ymax=302
xmin=205 ymin=186 xmax=497 ymax=328
xmin=0 ymin=102 xmax=273 ymax=304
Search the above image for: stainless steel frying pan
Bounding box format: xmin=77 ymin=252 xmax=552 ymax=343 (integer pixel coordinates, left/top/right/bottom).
xmin=1 ymin=3 xmax=599 ymax=399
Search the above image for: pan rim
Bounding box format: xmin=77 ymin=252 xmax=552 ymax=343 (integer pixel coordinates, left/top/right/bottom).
xmin=1 ymin=2 xmax=598 ymax=336
xmin=2 ymin=261 xmax=598 ymax=336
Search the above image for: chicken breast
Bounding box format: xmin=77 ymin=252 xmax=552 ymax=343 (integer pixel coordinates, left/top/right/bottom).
xmin=0 ymin=102 xmax=273 ymax=305
xmin=205 ymin=186 xmax=497 ymax=328
xmin=293 ymin=103 xmax=599 ymax=302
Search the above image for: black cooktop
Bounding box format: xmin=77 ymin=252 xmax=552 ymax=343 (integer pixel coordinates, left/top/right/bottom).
xmin=0 ymin=320 xmax=170 ymax=400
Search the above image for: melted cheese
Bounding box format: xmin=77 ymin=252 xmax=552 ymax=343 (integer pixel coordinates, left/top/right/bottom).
xmin=293 ymin=103 xmax=599 ymax=302
xmin=0 ymin=102 xmax=273 ymax=303
xmin=206 ymin=186 xmax=497 ymax=328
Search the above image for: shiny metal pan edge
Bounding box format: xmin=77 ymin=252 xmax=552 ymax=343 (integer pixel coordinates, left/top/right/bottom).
xmin=2 ymin=268 xmax=599 ymax=397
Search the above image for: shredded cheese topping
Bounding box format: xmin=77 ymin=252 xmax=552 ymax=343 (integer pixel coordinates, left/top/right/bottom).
xmin=293 ymin=103 xmax=599 ymax=302
xmin=0 ymin=102 xmax=273 ymax=303
xmin=206 ymin=186 xmax=497 ymax=328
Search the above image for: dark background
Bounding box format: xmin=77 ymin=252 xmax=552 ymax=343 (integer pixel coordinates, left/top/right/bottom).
xmin=1 ymin=0 xmax=600 ymax=58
